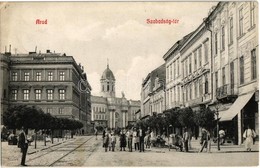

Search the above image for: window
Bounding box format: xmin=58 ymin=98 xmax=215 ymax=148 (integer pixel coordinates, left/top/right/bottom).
xmin=107 ymin=82 xmax=110 ymax=91
xmin=48 ymin=72 xmax=53 ymax=81
xmin=35 ymin=89 xmax=41 ymax=100
xmin=47 ymin=108 xmax=52 ymax=114
xmin=199 ymin=78 xmax=203 ymax=96
xmin=215 ymin=33 xmax=218 ymax=54
xmin=24 ymin=72 xmax=30 ymax=81
xmin=186 ymin=86 xmax=188 ymax=101
xmin=222 ymin=67 xmax=226 ymax=86
xmin=205 ymin=74 xmax=208 ymax=94
xmin=23 ymin=89 xmax=29 ymax=100
xmin=59 ymin=108 xmax=63 ymax=114
xmin=198 ymin=47 xmax=202 ymax=67
xmin=47 ymin=89 xmax=53 ymax=100
xmin=221 ymin=26 xmax=225 ymax=50
xmin=177 ymin=59 xmax=179 ymax=76
xmin=173 ymin=62 xmax=176 ymax=79
xmin=194 ymin=51 xmax=197 ymax=70
xmin=239 ymin=8 xmax=243 ymax=36
xmin=215 ymin=71 xmax=218 ymax=91
xmin=229 ymin=17 xmax=233 ymax=44
xmin=204 ymin=41 xmax=208 ymax=63
xmin=11 ymin=90 xmax=17 ymax=100
xmin=36 ymin=72 xmax=41 ymax=81
xmin=102 ymin=85 xmax=104 ymax=91
xmin=170 ymin=64 xmax=172 ymax=80
xmin=59 ymin=71 xmax=65 ymax=81
xmin=250 ymin=2 xmax=255 ymax=27
xmin=185 ymin=59 xmax=188 ymax=76
xmin=230 ymin=62 xmax=235 ymax=93
xmin=189 ymin=56 xmax=192 ymax=74
xmin=59 ymin=89 xmax=65 ymax=100
xmin=194 ymin=81 xmax=198 ymax=98
xmin=12 ymin=72 xmax=17 ymax=81
xmin=251 ymin=49 xmax=257 ymax=80
xmin=189 ymin=84 xmax=192 ymax=100
xmin=240 ymin=56 xmax=244 ymax=84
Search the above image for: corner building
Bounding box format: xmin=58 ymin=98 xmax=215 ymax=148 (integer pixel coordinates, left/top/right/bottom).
xmin=91 ymin=64 xmax=140 ymax=129
xmin=163 ymin=2 xmax=258 ymax=145
xmin=0 ymin=50 xmax=92 ymax=134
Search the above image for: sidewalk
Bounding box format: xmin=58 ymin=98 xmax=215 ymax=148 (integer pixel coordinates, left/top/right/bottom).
xmin=160 ymin=138 xmax=259 ymax=153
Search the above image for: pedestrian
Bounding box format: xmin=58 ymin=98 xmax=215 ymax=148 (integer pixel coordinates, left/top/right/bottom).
xmin=18 ymin=126 xmax=29 ymax=166
xmin=102 ymin=128 xmax=106 ymax=147
xmin=243 ymin=125 xmax=256 ymax=152
xmin=150 ymin=130 xmax=156 ymax=148
xmin=183 ymin=128 xmax=190 ymax=152
xmin=108 ymin=131 xmax=112 ymax=151
xmin=103 ymin=133 xmax=109 ymax=152
xmin=145 ymin=127 xmax=151 ymax=149
xmin=94 ymin=128 xmax=98 ymax=140
xmin=119 ymin=130 xmax=127 ymax=151
xmin=111 ymin=132 xmax=116 ymax=152
xmin=133 ymin=128 xmax=139 ymax=151
xmin=219 ymin=129 xmax=225 ymax=145
xmin=138 ymin=127 xmax=145 ymax=152
xmin=199 ymin=128 xmax=210 ymax=153
xmin=126 ymin=129 xmax=133 ymax=152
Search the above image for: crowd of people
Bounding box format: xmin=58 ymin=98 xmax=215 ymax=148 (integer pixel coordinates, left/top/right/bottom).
xmin=101 ymin=127 xmax=153 ymax=152
xmin=98 ymin=126 xmax=257 ymax=153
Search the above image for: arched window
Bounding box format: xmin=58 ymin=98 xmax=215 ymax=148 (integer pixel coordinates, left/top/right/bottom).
xmin=107 ymin=82 xmax=109 ymax=91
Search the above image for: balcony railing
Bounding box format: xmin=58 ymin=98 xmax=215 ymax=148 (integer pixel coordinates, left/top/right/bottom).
xmin=216 ymin=84 xmax=236 ymax=100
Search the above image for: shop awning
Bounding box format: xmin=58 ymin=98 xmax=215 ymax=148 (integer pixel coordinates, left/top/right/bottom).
xmin=219 ymin=92 xmax=254 ymax=121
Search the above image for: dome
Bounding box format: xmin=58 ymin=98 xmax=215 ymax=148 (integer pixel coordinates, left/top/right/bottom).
xmin=101 ymin=65 xmax=115 ymax=80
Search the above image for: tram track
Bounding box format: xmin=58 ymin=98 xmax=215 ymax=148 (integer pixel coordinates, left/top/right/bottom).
xmin=25 ymin=136 xmax=95 ymax=166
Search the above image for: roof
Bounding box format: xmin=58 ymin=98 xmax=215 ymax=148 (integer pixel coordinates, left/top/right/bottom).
xmin=163 ymin=31 xmax=194 ymax=61
xmin=142 ymin=63 xmax=166 ymax=91
xmin=101 ymin=64 xmax=115 ymax=80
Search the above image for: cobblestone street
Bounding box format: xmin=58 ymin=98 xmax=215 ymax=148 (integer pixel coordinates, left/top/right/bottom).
xmin=1 ymin=135 xmax=259 ymax=167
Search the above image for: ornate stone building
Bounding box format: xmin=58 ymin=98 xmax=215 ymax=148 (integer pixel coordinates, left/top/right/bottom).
xmin=141 ymin=64 xmax=166 ymax=118
xmin=162 ymin=1 xmax=258 ymax=145
xmin=91 ymin=64 xmax=140 ymax=129
xmin=0 ymin=50 xmax=92 ymax=134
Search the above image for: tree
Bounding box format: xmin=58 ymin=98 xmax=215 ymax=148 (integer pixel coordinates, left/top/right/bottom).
xmin=178 ymin=107 xmax=195 ymax=128
xmin=194 ymin=106 xmax=215 ymax=130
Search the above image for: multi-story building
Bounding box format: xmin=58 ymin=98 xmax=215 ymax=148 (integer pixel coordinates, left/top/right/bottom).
xmin=0 ymin=52 xmax=10 ymax=120
xmin=141 ymin=64 xmax=165 ymax=118
xmin=163 ymin=32 xmax=193 ymax=110
xmin=0 ymin=50 xmax=92 ymax=134
xmin=91 ymin=64 xmax=140 ymax=129
xmin=162 ymin=1 xmax=258 ymax=145
xmin=206 ymin=1 xmax=258 ymax=145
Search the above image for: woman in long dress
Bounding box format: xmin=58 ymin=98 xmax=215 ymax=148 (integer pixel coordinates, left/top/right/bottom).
xmin=243 ymin=125 xmax=256 ymax=152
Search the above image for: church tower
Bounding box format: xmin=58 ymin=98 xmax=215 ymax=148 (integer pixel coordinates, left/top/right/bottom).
xmin=100 ymin=62 xmax=115 ymax=97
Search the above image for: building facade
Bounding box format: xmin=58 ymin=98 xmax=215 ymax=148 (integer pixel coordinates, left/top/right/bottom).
xmin=141 ymin=64 xmax=166 ymax=118
xmin=161 ymin=1 xmax=258 ymax=145
xmin=91 ymin=64 xmax=140 ymax=129
xmin=0 ymin=50 xmax=92 ymax=134
xmin=207 ymin=1 xmax=258 ymax=145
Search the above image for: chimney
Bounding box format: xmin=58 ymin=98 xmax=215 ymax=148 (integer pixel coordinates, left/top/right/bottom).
xmin=35 ymin=46 xmax=37 ymax=53
xmin=9 ymin=45 xmax=11 ymax=53
xmin=46 ymin=49 xmax=50 ymax=53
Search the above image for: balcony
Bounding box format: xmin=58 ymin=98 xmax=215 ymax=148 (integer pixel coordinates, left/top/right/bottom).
xmin=216 ymin=84 xmax=237 ymax=103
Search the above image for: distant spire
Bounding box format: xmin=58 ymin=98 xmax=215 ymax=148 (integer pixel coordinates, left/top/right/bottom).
xmin=107 ymin=58 xmax=109 ymax=69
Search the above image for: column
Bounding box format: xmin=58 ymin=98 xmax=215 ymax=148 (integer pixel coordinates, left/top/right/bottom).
xmin=238 ymin=110 xmax=242 ymax=145
xmin=110 ymin=111 xmax=113 ymax=128
xmin=122 ymin=111 xmax=125 ymax=128
xmin=113 ymin=111 xmax=116 ymax=128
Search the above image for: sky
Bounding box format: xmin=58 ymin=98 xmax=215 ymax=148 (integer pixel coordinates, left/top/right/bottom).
xmin=0 ymin=2 xmax=218 ymax=100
